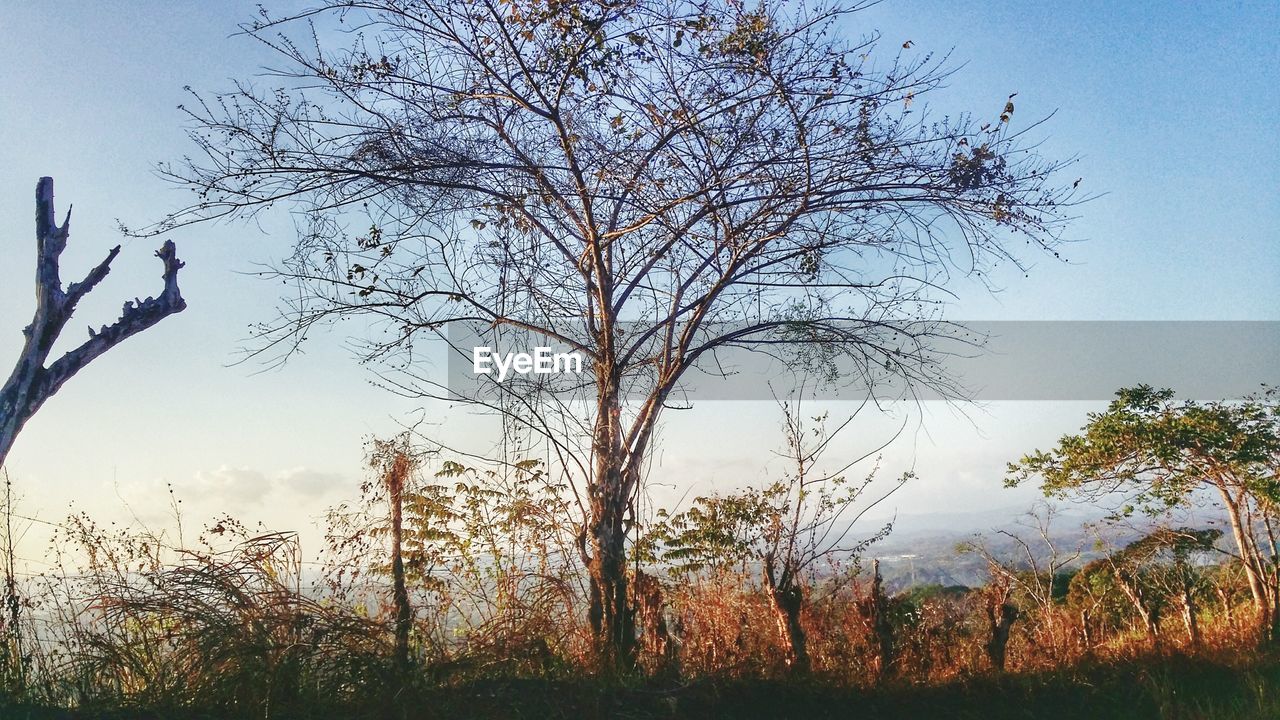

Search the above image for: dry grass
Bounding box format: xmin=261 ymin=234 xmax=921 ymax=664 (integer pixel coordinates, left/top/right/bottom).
xmin=0 ymin=499 xmax=1272 ymax=718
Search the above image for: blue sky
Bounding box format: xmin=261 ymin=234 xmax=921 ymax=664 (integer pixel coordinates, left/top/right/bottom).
xmin=0 ymin=1 xmax=1276 ymax=559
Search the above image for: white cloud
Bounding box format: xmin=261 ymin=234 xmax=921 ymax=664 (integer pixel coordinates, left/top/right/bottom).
xmin=163 ymin=465 xmax=353 ymax=510
xmin=194 ymin=465 xmax=272 ymax=504
xmin=275 ymin=467 xmax=347 ymax=498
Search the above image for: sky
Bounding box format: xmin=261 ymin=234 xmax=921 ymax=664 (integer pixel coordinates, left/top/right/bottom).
xmin=0 ymin=1 xmax=1277 ymax=566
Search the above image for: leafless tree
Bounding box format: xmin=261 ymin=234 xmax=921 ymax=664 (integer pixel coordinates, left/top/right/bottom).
xmin=1 ymin=178 xmax=186 ymax=469
xmin=964 ymin=502 xmax=1082 ymax=656
xmin=644 ymin=391 xmax=908 ymax=675
xmin=153 ymin=0 xmax=1079 ymax=667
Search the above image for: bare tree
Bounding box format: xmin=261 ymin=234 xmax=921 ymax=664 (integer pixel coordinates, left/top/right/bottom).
xmin=645 ymin=393 xmax=907 ymax=675
xmin=155 ymin=0 xmax=1079 ymax=667
xmin=0 ymin=178 xmax=186 ymax=469
xmin=963 ymin=503 xmax=1082 ymax=656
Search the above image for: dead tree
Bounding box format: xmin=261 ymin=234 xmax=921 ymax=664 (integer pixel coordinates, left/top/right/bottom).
xmin=0 ymin=178 xmax=186 ymax=469
xmin=367 ymin=435 xmax=419 ymax=673
xmin=983 ymin=560 xmax=1019 ymax=672
xmin=859 ymin=559 xmax=897 ymax=683
xmin=632 ymin=569 xmax=675 ymax=676
xmin=384 ymin=451 xmax=413 ymax=672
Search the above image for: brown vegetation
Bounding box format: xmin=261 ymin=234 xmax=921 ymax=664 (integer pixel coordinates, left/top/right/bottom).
xmin=0 ymin=432 xmax=1276 ymax=719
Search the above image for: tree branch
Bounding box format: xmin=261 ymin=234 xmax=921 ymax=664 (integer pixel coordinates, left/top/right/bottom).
xmin=0 ymin=178 xmax=188 ymax=469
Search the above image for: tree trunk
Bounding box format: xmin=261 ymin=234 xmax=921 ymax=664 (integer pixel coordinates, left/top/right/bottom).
xmin=1216 ymin=585 xmax=1234 ymax=626
xmin=582 ymin=326 xmax=675 ymax=672
xmin=584 ymin=357 xmax=669 ymax=673
xmin=1179 ymin=589 xmax=1200 ymax=648
xmin=1216 ymin=482 xmax=1273 ymax=641
xmin=1114 ymin=569 xmax=1160 ymax=646
xmin=768 ymin=581 xmax=809 ymax=675
xmin=587 ymin=514 xmax=633 ymax=672
xmin=985 ymin=598 xmax=1018 ymax=672
xmin=385 ymin=453 xmax=412 ymax=671
xmin=859 ymin=560 xmax=895 ymax=683
xmin=1137 ymin=606 xmax=1160 ymax=644
xmin=587 ymin=435 xmax=636 ymax=672
xmin=982 ymin=565 xmax=1018 ymax=672
xmin=1079 ymin=608 xmax=1093 ymax=653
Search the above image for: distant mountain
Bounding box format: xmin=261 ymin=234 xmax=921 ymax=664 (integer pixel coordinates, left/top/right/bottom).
xmin=860 ymin=502 xmax=1229 ymax=593
xmin=876 ymin=503 xmax=1104 ymax=537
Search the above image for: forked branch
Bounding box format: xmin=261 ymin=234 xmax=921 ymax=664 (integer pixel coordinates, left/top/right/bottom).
xmin=0 ymin=177 xmax=187 ymax=468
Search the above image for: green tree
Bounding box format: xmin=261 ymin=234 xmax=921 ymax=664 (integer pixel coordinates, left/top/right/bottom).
xmin=1007 ymin=386 xmax=1280 ymax=639
xmin=1111 ymin=527 xmax=1221 ymax=647
xmin=1066 ymin=559 xmax=1131 ymax=649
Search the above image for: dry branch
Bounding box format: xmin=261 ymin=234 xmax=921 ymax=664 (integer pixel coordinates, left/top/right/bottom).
xmin=0 ymin=177 xmax=187 ymax=468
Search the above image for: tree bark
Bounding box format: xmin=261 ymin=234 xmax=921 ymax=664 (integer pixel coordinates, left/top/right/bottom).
xmin=386 ymin=453 xmax=411 ymax=671
xmin=1179 ymin=589 xmax=1200 ymax=648
xmin=768 ymin=581 xmax=810 ymax=675
xmin=985 ymin=597 xmax=1018 ymax=672
xmin=0 ymin=177 xmax=186 ymax=469
xmin=586 ymin=371 xmax=637 ymax=671
xmin=982 ymin=562 xmax=1018 ymax=672
xmin=587 ymin=479 xmax=635 ymax=671
xmin=1216 ymin=481 xmax=1273 ymax=641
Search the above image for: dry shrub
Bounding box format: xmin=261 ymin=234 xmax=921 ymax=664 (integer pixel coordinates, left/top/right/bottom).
xmin=889 ymin=590 xmax=988 ymax=682
xmin=323 ymin=451 xmax=591 ymax=680
xmin=0 ymin=466 xmax=1267 ymax=719
xmin=803 ymin=585 xmax=881 ymax=683
xmin=660 ymin=573 xmax=789 ymax=678
xmin=30 ymin=514 xmax=393 ymax=715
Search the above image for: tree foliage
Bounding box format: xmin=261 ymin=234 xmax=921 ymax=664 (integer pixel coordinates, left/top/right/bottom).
xmin=1007 ymin=385 xmax=1280 ymax=516
xmin=1008 ymin=386 xmax=1280 ymax=640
